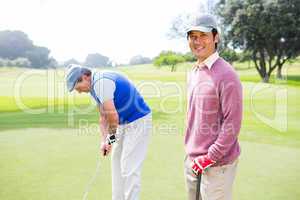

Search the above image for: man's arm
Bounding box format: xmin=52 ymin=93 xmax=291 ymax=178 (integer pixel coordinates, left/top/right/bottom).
xmin=98 ymin=106 xmax=109 ymax=140
xmin=98 ymin=103 xmax=118 ymax=156
xmin=192 ymin=74 xmax=242 ymax=174
xmin=207 ymin=74 xmax=243 ymax=162
xmin=102 ymin=100 xmax=119 ymax=135
xmin=94 ymin=78 xmax=118 ymax=135
xmin=93 ymin=77 xmax=118 ymax=156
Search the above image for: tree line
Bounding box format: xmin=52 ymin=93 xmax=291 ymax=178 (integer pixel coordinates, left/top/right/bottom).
xmin=0 ymin=31 xmax=56 ymax=68
xmin=0 ymin=30 xmax=115 ymax=68
xmin=0 ymin=30 xmax=153 ymax=68
xmin=153 ymin=49 xmax=252 ymax=72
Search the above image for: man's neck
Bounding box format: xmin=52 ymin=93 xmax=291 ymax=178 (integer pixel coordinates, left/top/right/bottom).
xmin=197 ymin=51 xmax=216 ymax=64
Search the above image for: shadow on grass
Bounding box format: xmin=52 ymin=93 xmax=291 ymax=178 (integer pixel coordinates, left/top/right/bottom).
xmin=239 ymin=74 xmax=300 ymax=87
xmin=0 ymin=108 xmax=175 ymax=131
xmin=0 ymin=110 xmax=98 ymax=131
xmin=276 ymin=75 xmax=300 ymax=86
xmin=287 ymin=75 xmax=300 ymax=82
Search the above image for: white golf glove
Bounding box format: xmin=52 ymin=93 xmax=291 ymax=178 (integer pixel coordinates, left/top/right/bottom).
xmin=106 ymin=134 xmax=116 ymax=145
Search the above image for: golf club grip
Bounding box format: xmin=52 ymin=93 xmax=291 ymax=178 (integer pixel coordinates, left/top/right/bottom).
xmin=103 ymin=149 xmax=107 ymax=156
xmin=196 ymin=174 xmax=201 ymax=200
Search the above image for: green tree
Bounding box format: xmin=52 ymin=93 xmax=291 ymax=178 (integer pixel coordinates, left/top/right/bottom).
xmin=0 ymin=30 xmax=54 ymax=68
xmin=219 ymin=48 xmax=239 ymax=64
xmin=64 ymin=58 xmax=81 ymax=67
xmin=48 ymin=57 xmax=58 ymax=68
xmin=238 ymin=50 xmax=252 ymax=68
xmin=183 ymin=52 xmax=197 ymax=62
xmin=153 ymin=51 xmax=185 ymax=72
xmin=25 ymin=46 xmax=51 ymax=68
xmin=217 ymin=0 xmax=300 ymax=82
xmin=238 ymin=50 xmax=252 ymax=62
xmin=129 ymin=55 xmax=152 ymax=65
xmin=0 ymin=31 xmax=34 ymax=59
xmin=84 ymin=53 xmax=111 ymax=67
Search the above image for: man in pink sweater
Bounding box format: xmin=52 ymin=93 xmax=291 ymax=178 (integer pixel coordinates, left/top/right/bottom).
xmin=184 ymin=14 xmax=243 ymax=200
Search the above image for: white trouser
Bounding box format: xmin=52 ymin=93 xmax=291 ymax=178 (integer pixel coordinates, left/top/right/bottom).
xmin=112 ymin=113 xmax=152 ymax=200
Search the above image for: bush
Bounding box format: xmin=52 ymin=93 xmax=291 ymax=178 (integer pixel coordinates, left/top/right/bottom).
xmin=238 ymin=51 xmax=252 ymax=62
xmin=14 ymin=57 xmax=31 ymax=67
xmin=0 ymin=58 xmax=6 ymax=67
xmin=0 ymin=57 xmax=31 ymax=67
xmin=182 ymin=52 xmax=196 ymax=62
xmin=219 ymin=48 xmax=239 ymax=64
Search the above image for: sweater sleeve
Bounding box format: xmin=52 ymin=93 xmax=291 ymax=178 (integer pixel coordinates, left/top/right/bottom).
xmin=207 ymin=74 xmax=243 ymax=162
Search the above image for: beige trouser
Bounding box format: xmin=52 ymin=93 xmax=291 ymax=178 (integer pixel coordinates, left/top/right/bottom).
xmin=184 ymin=156 xmax=238 ymax=200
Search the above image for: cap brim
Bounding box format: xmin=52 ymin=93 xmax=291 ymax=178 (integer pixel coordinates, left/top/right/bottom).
xmin=66 ymin=67 xmax=83 ymax=92
xmin=67 ymin=81 xmax=76 ymax=92
xmin=187 ymin=26 xmax=213 ymax=33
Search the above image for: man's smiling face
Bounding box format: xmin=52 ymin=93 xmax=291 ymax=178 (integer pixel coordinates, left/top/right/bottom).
xmin=188 ymin=31 xmax=218 ymax=62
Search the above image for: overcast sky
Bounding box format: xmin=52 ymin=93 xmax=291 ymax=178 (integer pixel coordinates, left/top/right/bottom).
xmin=1 ymin=0 xmax=206 ymax=63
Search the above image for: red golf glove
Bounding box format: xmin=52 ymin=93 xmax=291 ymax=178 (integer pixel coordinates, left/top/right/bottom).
xmin=192 ymin=155 xmax=216 ymax=176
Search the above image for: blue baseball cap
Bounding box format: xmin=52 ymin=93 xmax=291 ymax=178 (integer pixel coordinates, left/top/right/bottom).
xmin=65 ymin=64 xmax=86 ymax=92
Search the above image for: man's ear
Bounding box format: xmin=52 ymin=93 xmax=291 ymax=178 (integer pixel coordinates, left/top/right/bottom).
xmin=214 ymin=33 xmax=220 ymax=44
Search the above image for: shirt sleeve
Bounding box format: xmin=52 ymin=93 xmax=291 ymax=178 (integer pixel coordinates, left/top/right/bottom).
xmin=93 ymin=78 xmax=116 ymax=104
xmin=207 ymin=73 xmax=243 ymax=162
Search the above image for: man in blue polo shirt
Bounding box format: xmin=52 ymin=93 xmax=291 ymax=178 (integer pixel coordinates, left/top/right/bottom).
xmin=66 ymin=64 xmax=152 ymax=200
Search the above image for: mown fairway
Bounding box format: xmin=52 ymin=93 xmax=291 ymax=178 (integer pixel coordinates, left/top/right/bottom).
xmin=1 ymin=62 xmax=300 ymax=200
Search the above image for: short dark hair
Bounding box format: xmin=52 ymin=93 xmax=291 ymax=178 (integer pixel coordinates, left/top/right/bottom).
xmin=212 ymin=28 xmax=218 ymax=50
xmin=77 ymin=68 xmax=91 ymax=82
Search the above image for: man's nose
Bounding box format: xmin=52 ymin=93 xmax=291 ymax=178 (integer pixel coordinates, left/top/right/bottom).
xmin=194 ymin=38 xmax=202 ymax=44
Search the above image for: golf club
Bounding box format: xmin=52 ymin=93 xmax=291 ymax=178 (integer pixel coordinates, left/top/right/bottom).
xmin=82 ymin=154 xmax=102 ymax=200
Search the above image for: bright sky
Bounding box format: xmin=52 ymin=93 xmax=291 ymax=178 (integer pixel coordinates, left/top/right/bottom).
xmin=0 ymin=0 xmax=204 ymax=63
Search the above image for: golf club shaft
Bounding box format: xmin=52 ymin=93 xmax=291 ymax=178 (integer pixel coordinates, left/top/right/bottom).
xmin=196 ymin=174 xmax=201 ymax=200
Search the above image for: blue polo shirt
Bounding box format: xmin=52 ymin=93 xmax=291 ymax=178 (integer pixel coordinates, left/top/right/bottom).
xmin=90 ymin=71 xmax=151 ymax=125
